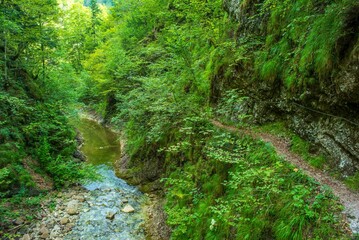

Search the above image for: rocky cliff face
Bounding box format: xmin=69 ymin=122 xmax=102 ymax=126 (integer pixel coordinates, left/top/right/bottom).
xmin=221 ymin=0 xmax=359 ymax=178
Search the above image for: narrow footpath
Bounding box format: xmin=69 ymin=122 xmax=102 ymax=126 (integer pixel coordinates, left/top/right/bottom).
xmin=211 ymin=120 xmax=359 ymax=234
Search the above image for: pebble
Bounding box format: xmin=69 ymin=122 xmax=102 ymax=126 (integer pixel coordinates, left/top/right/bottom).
xmin=50 ymin=225 xmax=61 ymax=239
xmin=39 ymin=226 xmax=49 ymax=235
xmin=77 ymin=196 xmax=86 ymax=202
xmin=39 ymin=226 xmax=49 ymax=239
xmin=60 ymin=217 xmax=69 ymax=225
xmin=21 ymin=234 xmax=31 ymax=240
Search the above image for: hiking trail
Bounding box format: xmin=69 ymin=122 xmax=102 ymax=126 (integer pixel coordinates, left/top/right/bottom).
xmin=211 ymin=120 xmax=359 ymax=234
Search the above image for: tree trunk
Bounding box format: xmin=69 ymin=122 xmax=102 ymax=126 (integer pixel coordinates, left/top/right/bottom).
xmin=4 ymin=30 xmax=7 ymax=82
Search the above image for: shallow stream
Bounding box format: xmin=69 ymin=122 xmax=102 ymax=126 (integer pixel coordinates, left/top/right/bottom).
xmin=67 ymin=117 xmax=146 ymax=240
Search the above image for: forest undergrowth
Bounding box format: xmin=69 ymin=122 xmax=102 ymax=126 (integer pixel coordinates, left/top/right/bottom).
xmin=1 ymin=0 xmax=358 ymax=239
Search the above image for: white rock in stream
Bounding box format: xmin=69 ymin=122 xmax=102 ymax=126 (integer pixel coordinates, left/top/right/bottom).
xmin=121 ymin=204 xmax=135 ymax=213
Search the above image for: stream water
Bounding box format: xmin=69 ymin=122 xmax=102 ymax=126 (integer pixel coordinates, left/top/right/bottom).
xmin=67 ymin=117 xmax=147 ymax=240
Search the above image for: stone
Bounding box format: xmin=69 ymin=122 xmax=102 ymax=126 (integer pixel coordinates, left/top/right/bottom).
xmin=64 ymin=226 xmax=71 ymax=233
xmin=39 ymin=226 xmax=49 ymax=234
xmin=46 ymin=219 xmax=55 ymax=228
xmin=41 ymin=232 xmax=49 ymax=239
xmin=53 ymin=225 xmax=61 ymax=231
xmin=106 ymin=212 xmax=116 ymax=220
xmin=76 ymin=196 xmax=85 ymax=202
xmin=64 ymin=223 xmax=74 ymax=232
xmin=66 ymin=200 xmax=79 ymax=215
xmin=121 ymin=204 xmax=135 ymax=213
xmin=22 ymin=234 xmax=31 ymax=240
xmin=66 ymin=207 xmax=78 ymax=215
xmin=15 ymin=218 xmax=24 ymax=225
xmin=122 ymin=199 xmax=129 ymax=203
xmin=60 ymin=217 xmax=69 ymax=225
xmin=73 ymin=149 xmax=86 ymax=161
xmin=39 ymin=226 xmax=49 ymax=239
xmin=50 ymin=225 xmax=61 ymax=239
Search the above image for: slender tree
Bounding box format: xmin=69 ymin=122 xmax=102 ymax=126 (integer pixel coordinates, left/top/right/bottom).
xmin=90 ymin=0 xmax=100 ymax=48
xmin=60 ymin=3 xmax=92 ymax=72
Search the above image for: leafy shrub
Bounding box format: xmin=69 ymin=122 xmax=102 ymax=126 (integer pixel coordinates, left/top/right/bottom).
xmin=216 ymin=89 xmax=250 ymax=124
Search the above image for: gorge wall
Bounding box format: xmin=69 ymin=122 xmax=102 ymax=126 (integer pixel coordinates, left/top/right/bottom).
xmin=216 ymin=0 xmax=359 ymax=178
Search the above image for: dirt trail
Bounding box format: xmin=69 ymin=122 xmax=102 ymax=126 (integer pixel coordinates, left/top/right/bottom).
xmin=211 ymin=120 xmax=359 ymax=234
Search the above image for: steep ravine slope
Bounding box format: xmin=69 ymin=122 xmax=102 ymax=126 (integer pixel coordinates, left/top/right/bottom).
xmin=219 ymin=0 xmax=359 ymax=178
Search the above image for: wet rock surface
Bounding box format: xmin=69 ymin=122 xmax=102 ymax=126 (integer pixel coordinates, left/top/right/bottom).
xmin=20 ymin=166 xmax=147 ymax=240
xmin=66 ymin=166 xmax=146 ymax=240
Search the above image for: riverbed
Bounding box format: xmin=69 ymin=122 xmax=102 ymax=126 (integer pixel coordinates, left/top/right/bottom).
xmin=67 ymin=117 xmax=147 ymax=239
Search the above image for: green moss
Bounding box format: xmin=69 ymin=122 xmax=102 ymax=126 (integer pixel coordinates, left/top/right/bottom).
xmin=284 ymin=71 xmax=297 ymax=88
xmin=257 ymin=121 xmax=284 ymax=132
xmin=290 ymin=135 xmax=326 ymax=169
xmin=260 ymin=57 xmax=282 ymax=81
xmin=345 ymin=172 xmax=359 ymax=191
xmin=253 ymin=0 xmax=359 ymax=91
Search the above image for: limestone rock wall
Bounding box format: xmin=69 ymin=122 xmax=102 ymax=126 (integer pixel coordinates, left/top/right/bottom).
xmin=220 ymin=0 xmax=359 ymax=177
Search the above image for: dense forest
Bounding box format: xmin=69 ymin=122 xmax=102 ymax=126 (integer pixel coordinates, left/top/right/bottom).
xmin=1 ymin=0 xmax=358 ymax=239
